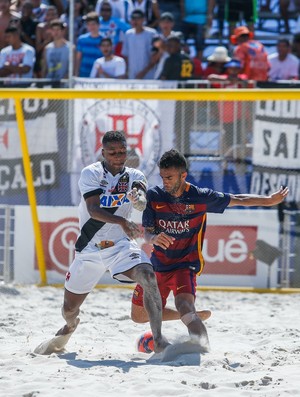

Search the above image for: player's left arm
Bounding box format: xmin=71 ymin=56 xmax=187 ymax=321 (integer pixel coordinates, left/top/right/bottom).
xmin=228 ymin=186 xmax=289 ymax=207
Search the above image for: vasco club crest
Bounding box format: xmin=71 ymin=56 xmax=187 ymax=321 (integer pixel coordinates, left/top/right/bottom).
xmin=80 ymin=99 xmax=162 ymax=178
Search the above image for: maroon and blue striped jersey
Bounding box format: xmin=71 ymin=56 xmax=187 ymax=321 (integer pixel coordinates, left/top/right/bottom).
xmin=142 ymin=183 xmax=231 ymax=274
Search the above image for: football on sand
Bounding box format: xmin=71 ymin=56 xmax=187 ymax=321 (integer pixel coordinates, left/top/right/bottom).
xmin=137 ymin=331 xmax=154 ymax=353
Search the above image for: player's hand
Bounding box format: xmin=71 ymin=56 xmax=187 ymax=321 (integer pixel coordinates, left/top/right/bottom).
xmin=127 ymin=188 xmax=146 ymax=211
xmin=127 ymin=187 xmax=139 ymax=203
xmin=122 ymin=219 xmax=141 ymax=240
xmin=151 ymin=232 xmax=174 ymax=249
xmin=269 ymin=186 xmax=289 ymax=205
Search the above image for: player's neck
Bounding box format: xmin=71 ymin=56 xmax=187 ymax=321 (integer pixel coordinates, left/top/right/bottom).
xmin=172 ymin=181 xmax=187 ymax=198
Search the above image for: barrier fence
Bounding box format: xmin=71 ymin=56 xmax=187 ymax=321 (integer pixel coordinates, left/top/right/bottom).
xmin=0 ymin=84 xmax=299 ymax=288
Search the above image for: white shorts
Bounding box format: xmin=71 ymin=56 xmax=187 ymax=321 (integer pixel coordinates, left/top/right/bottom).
xmin=65 ymin=238 xmax=151 ymax=294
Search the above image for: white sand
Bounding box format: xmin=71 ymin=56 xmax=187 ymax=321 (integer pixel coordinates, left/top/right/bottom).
xmin=0 ymin=284 xmax=299 ymax=397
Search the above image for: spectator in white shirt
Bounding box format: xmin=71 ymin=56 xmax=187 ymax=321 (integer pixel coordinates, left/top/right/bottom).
xmin=268 ymin=38 xmax=299 ymax=81
xmin=0 ymin=25 xmax=35 ymax=79
xmin=90 ymin=37 xmax=126 ymax=78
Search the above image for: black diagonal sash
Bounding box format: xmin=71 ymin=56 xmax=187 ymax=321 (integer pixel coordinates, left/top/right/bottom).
xmin=75 ymin=207 xmax=118 ymax=252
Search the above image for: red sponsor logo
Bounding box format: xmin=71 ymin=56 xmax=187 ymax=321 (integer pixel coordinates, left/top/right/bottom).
xmin=35 ymin=217 xmax=79 ymax=274
xmin=203 ymin=225 xmax=257 ymax=275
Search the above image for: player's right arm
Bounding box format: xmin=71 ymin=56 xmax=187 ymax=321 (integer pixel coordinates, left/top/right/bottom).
xmin=85 ymin=195 xmax=141 ymax=239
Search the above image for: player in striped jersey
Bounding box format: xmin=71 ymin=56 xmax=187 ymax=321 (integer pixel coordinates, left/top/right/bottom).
xmin=131 ymin=149 xmax=289 ymax=351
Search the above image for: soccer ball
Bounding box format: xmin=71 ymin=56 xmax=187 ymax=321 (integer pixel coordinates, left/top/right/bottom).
xmin=137 ymin=331 xmax=154 ymax=353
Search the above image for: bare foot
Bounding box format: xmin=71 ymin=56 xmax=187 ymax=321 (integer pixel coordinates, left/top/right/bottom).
xmin=197 ymin=310 xmax=211 ymax=321
xmin=154 ymin=335 xmax=170 ymax=353
xmin=55 ymin=318 xmax=80 ymax=336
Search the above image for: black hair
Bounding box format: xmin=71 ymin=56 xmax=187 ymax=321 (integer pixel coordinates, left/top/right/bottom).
xmin=159 ymin=149 xmax=187 ymax=171
xmin=278 ymin=38 xmax=290 ymax=46
xmin=131 ymin=9 xmax=145 ymax=18
xmin=5 ymin=26 xmax=19 ymax=34
xmin=102 ymin=130 xmax=127 ymax=147
xmin=101 ymin=37 xmax=113 ymax=46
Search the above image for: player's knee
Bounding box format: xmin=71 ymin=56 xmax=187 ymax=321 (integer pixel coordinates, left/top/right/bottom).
xmin=136 ymin=264 xmax=157 ymax=289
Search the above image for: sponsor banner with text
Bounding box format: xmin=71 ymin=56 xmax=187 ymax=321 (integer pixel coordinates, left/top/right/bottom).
xmin=251 ymin=101 xmax=300 ymax=203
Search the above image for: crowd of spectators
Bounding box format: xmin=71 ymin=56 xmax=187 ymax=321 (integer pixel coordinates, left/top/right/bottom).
xmin=0 ymin=0 xmax=300 ymax=83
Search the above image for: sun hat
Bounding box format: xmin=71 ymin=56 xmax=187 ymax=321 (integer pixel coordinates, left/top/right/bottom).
xmin=207 ymin=46 xmax=231 ymax=62
xmin=230 ymin=26 xmax=254 ymax=45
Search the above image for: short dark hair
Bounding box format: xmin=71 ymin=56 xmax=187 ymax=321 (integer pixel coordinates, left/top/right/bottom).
xmin=159 ymin=149 xmax=187 ymax=171
xmin=278 ymin=38 xmax=290 ymax=46
xmin=100 ymin=37 xmax=113 ymax=46
xmin=5 ymin=26 xmax=19 ymax=34
xmin=102 ymin=130 xmax=127 ymax=147
xmin=131 ymin=9 xmax=145 ymax=19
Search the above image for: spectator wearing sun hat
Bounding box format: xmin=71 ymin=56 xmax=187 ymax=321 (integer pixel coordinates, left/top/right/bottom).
xmin=208 ymin=59 xmax=248 ymax=85
xmin=203 ymin=46 xmax=231 ymax=78
xmin=231 ymin=25 xmax=269 ymax=81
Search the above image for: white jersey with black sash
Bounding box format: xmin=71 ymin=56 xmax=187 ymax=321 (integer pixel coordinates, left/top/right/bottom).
xmin=75 ymin=161 xmax=147 ymax=253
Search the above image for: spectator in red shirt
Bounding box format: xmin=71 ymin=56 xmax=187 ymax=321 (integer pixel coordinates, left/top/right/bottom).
xmin=203 ymin=46 xmax=231 ymax=79
xmin=231 ymin=25 xmax=270 ymax=82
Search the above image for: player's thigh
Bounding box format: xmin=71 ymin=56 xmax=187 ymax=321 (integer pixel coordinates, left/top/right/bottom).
xmin=107 ymin=239 xmax=152 ymax=282
xmin=171 ymin=268 xmax=197 ymax=297
xmin=65 ymin=251 xmax=106 ymax=294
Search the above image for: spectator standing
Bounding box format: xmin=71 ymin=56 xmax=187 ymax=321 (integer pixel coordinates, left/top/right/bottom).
xmin=224 ymin=0 xmax=257 ymax=37
xmin=158 ymin=11 xmax=182 ymax=42
xmin=75 ymin=11 xmax=102 ymax=77
xmin=42 ymin=19 xmax=72 ymax=80
xmin=268 ymin=38 xmax=299 ymax=81
xmin=158 ymin=0 xmax=181 ymax=30
xmin=128 ymin=0 xmax=160 ymax=28
xmin=19 ymin=1 xmax=38 ymax=48
xmin=180 ymin=0 xmax=215 ymax=60
xmin=90 ymin=37 xmax=126 ymax=78
xmin=121 ymin=9 xmax=156 ymax=79
xmin=60 ymin=0 xmax=88 ymax=43
xmin=203 ymin=46 xmax=231 ymax=78
xmin=98 ymin=0 xmax=130 ymax=56
xmin=231 ymin=25 xmax=269 ymax=82
xmin=31 ymin=0 xmax=48 ymax=22
xmin=0 ymin=25 xmax=35 ymax=78
xmin=95 ymin=0 xmax=132 ymax=22
xmin=160 ymin=35 xmax=194 ymax=80
xmin=134 ymin=36 xmax=169 ymax=79
xmin=0 ymin=0 xmax=20 ymax=50
xmin=35 ymin=5 xmax=59 ymax=77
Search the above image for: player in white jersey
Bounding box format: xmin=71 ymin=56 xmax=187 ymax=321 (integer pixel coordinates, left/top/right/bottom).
xmin=53 ymin=130 xmax=169 ymax=353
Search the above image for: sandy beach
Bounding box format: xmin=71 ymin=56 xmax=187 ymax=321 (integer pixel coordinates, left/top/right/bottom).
xmin=0 ymin=284 xmax=299 ymax=397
